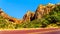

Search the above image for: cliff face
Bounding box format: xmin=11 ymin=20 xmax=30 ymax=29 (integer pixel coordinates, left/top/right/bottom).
xmin=34 ymin=5 xmax=46 ymax=19
xmin=23 ymin=11 xmax=35 ymax=22
xmin=23 ymin=3 xmax=55 ymax=22
xmin=34 ymin=3 xmax=55 ymax=19
xmin=0 ymin=3 xmax=60 ymax=23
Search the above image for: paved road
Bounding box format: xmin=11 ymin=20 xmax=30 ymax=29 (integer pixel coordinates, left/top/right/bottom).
xmin=0 ymin=28 xmax=60 ymax=34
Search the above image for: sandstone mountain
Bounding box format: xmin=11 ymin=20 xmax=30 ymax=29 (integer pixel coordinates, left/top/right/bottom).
xmin=0 ymin=3 xmax=60 ymax=28
xmin=34 ymin=3 xmax=55 ymax=19
xmin=0 ymin=8 xmax=22 ymax=24
xmin=23 ymin=11 xmax=35 ymax=22
xmin=23 ymin=3 xmax=56 ymax=22
xmin=0 ymin=3 xmax=60 ymax=23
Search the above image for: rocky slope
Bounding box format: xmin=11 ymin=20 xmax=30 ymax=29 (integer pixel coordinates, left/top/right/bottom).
xmin=0 ymin=8 xmax=22 ymax=24
xmin=0 ymin=3 xmax=60 ymax=23
xmin=23 ymin=11 xmax=35 ymax=22
xmin=23 ymin=3 xmax=56 ymax=22
xmin=0 ymin=3 xmax=60 ymax=28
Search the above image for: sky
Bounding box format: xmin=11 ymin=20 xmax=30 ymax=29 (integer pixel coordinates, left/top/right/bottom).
xmin=0 ymin=0 xmax=60 ymax=19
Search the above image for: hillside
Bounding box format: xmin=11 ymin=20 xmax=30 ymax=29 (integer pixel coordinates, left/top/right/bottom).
xmin=0 ymin=3 xmax=60 ymax=29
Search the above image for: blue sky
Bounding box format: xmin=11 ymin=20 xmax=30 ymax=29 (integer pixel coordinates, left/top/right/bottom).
xmin=0 ymin=0 xmax=60 ymax=19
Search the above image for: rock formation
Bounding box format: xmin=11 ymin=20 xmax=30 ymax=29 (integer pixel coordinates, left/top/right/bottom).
xmin=0 ymin=8 xmax=21 ymax=23
xmin=34 ymin=5 xmax=46 ymax=19
xmin=34 ymin=3 xmax=55 ymax=19
xmin=22 ymin=3 xmax=58 ymax=22
xmin=23 ymin=11 xmax=35 ymax=22
xmin=0 ymin=3 xmax=60 ymax=23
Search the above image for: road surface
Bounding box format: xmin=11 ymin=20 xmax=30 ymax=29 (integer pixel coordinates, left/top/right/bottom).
xmin=0 ymin=28 xmax=60 ymax=34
